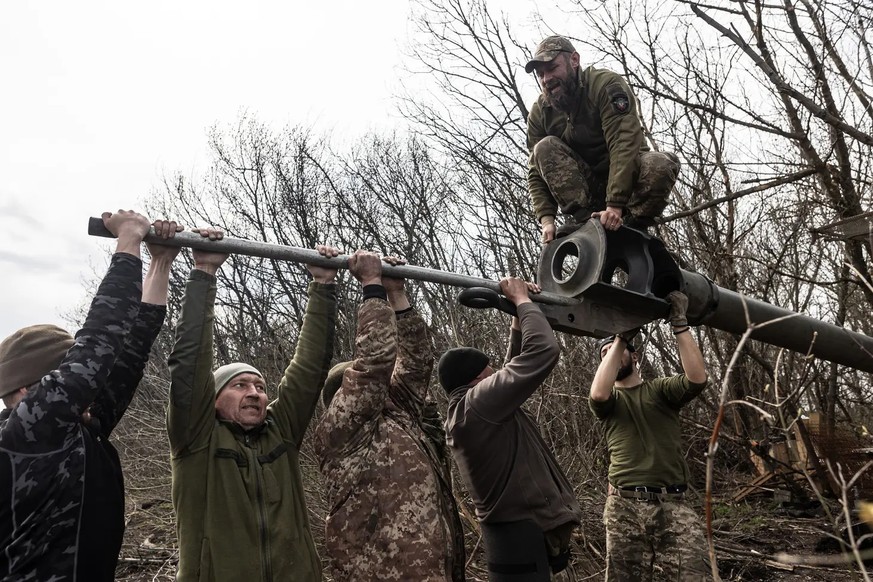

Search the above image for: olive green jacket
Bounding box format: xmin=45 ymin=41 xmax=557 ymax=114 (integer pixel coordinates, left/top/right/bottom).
xmin=527 ymin=65 xmax=647 ymax=219
xmin=168 ymin=269 xmax=336 ymax=582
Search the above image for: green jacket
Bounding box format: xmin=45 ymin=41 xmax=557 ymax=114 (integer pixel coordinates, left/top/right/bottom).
xmin=168 ymin=270 xmax=336 ymax=582
xmin=527 ymin=65 xmax=647 ymax=219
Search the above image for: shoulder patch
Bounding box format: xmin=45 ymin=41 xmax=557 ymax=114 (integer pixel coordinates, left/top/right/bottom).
xmin=611 ymin=93 xmax=630 ymax=114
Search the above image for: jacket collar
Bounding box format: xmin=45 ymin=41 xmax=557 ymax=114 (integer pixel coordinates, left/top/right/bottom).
xmin=448 ymin=384 xmax=472 ymax=407
xmin=218 ymin=416 xmax=272 ymax=438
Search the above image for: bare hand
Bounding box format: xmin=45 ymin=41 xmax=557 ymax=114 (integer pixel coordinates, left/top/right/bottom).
xmin=592 ymin=206 xmax=623 ymax=231
xmin=146 ymin=219 xmax=183 ymax=262
xmin=499 ymin=276 xmax=533 ymax=306
xmin=306 ymin=244 xmax=340 ymax=284
xmin=541 ymin=218 xmax=556 ymax=243
xmin=347 ymin=250 xmax=383 ymax=287
xmin=102 ymin=210 xmax=151 ymax=241
xmin=381 ymin=255 xmax=406 ymax=292
xmin=191 ymin=227 xmax=229 ymax=274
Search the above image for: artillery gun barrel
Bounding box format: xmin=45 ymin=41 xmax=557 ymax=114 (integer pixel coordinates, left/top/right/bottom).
xmin=87 ymin=217 xmax=578 ymax=307
xmin=682 ymin=270 xmax=873 ymax=373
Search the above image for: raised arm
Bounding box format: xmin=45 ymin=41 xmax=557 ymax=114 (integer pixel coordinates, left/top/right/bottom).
xmin=167 ymin=227 xmax=228 ymax=456
xmin=1 ymin=211 xmax=149 ymax=451
xmin=667 ymin=291 xmax=707 ymax=384
xmin=90 ymin=220 xmax=181 ymax=437
xmin=315 ymin=295 xmax=396 ymax=459
xmin=383 ymin=257 xmax=433 ymax=413
xmin=467 ymin=278 xmax=560 ymax=422
xmin=270 ymin=244 xmax=339 ymax=447
xmin=590 ymin=338 xmax=623 ymax=403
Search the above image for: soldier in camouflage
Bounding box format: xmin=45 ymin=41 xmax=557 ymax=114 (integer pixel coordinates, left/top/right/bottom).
xmin=0 ymin=210 xmax=181 ymax=581
xmin=589 ymin=291 xmax=714 ymax=581
xmin=525 ymin=35 xmax=681 ymax=241
xmin=315 ymin=251 xmax=465 ymax=582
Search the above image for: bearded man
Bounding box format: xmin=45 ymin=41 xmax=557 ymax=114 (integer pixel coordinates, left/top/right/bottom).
xmin=589 ymin=291 xmax=714 ymax=581
xmin=525 ymin=35 xmax=681 ymax=241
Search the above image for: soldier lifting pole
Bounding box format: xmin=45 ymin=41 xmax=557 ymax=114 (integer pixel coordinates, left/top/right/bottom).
xmin=88 ymin=217 xmax=873 ymax=373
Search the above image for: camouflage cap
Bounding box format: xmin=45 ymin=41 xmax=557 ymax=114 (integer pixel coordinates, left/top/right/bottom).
xmin=524 ymin=35 xmax=576 ymax=74
xmin=0 ymin=324 xmax=75 ymax=398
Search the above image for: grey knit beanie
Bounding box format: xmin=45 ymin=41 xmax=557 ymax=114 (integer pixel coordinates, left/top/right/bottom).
xmin=0 ymin=324 xmax=75 ymax=398
xmin=213 ymin=362 xmax=263 ymax=395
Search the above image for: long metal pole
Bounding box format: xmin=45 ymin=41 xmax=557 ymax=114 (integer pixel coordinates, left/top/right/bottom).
xmin=682 ymin=270 xmax=873 ymax=373
xmin=87 ymin=217 xmax=579 ymax=307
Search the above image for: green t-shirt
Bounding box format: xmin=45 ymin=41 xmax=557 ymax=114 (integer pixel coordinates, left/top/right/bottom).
xmin=589 ymin=375 xmax=707 ymax=488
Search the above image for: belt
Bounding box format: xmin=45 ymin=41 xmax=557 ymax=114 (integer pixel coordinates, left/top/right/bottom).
xmin=608 ymin=483 xmax=687 ymax=502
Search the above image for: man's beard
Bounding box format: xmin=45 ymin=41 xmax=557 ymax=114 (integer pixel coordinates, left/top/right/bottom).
xmin=544 ymin=72 xmax=578 ymax=113
xmin=615 ymin=361 xmax=634 ymax=382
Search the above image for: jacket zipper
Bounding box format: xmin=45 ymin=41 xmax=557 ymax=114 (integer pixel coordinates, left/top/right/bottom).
xmin=247 ymin=436 xmax=273 ymax=582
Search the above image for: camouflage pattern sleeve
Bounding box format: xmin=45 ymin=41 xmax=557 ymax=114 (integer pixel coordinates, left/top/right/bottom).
xmin=315 ymin=298 xmax=395 ymax=458
xmin=271 ymin=281 xmax=337 ymax=448
xmin=167 ymin=270 xmax=221 ymax=457
xmin=527 ymin=100 xmax=560 ymax=220
xmin=0 ymin=252 xmax=143 ymax=453
xmin=389 ymin=309 xmax=432 ymax=416
xmin=595 ymin=72 xmax=645 ymax=208
xmin=89 ymin=302 xmax=166 ymax=438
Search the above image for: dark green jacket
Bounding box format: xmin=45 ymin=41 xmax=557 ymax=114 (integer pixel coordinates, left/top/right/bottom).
xmin=527 ymin=65 xmax=647 ymax=219
xmin=168 ymin=270 xmax=336 ymax=582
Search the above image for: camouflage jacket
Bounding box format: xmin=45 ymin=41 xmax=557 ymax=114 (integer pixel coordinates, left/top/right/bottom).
xmin=315 ymin=300 xmax=465 ymax=582
xmin=527 ymin=65 xmax=647 ymax=218
xmin=168 ymin=272 xmax=336 ymax=582
xmin=446 ymin=303 xmax=582 ymax=530
xmin=0 ymin=253 xmax=165 ymax=582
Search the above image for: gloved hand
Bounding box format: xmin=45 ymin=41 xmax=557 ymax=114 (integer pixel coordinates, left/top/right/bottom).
xmin=666 ymin=291 xmax=689 ymax=327
xmin=617 ymin=326 xmax=641 ymax=344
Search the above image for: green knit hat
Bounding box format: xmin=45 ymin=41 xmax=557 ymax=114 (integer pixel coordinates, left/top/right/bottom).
xmin=322 ymin=361 xmax=353 ymax=407
xmin=0 ymin=324 xmax=75 ymax=398
xmin=213 ymin=362 xmax=263 ymax=396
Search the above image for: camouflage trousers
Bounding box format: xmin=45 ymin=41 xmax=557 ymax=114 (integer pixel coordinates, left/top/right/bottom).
xmin=603 ymin=494 xmax=712 ymax=581
xmin=531 ymin=136 xmax=680 ymax=220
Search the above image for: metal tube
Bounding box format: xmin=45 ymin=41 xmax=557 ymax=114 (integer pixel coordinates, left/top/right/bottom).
xmin=683 ymin=270 xmax=873 ymax=373
xmin=87 ymin=217 xmax=579 ymax=307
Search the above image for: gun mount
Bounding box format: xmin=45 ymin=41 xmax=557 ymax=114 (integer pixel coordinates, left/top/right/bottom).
xmin=88 ymin=216 xmax=873 ymax=373
xmin=536 ymin=220 xmax=873 ymax=373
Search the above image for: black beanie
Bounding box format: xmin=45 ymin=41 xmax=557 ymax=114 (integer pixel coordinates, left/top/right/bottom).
xmin=438 ymin=347 xmax=490 ymax=392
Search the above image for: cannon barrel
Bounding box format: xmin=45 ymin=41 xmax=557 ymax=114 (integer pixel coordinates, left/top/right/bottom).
xmin=86 ymin=217 xmax=578 ymax=307
xmin=682 ymin=270 xmax=873 ymax=372
xmin=89 ymin=216 xmax=873 ymax=373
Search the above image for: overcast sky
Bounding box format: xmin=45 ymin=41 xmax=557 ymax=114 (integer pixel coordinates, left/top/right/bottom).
xmin=0 ymin=0 xmax=547 ymax=339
